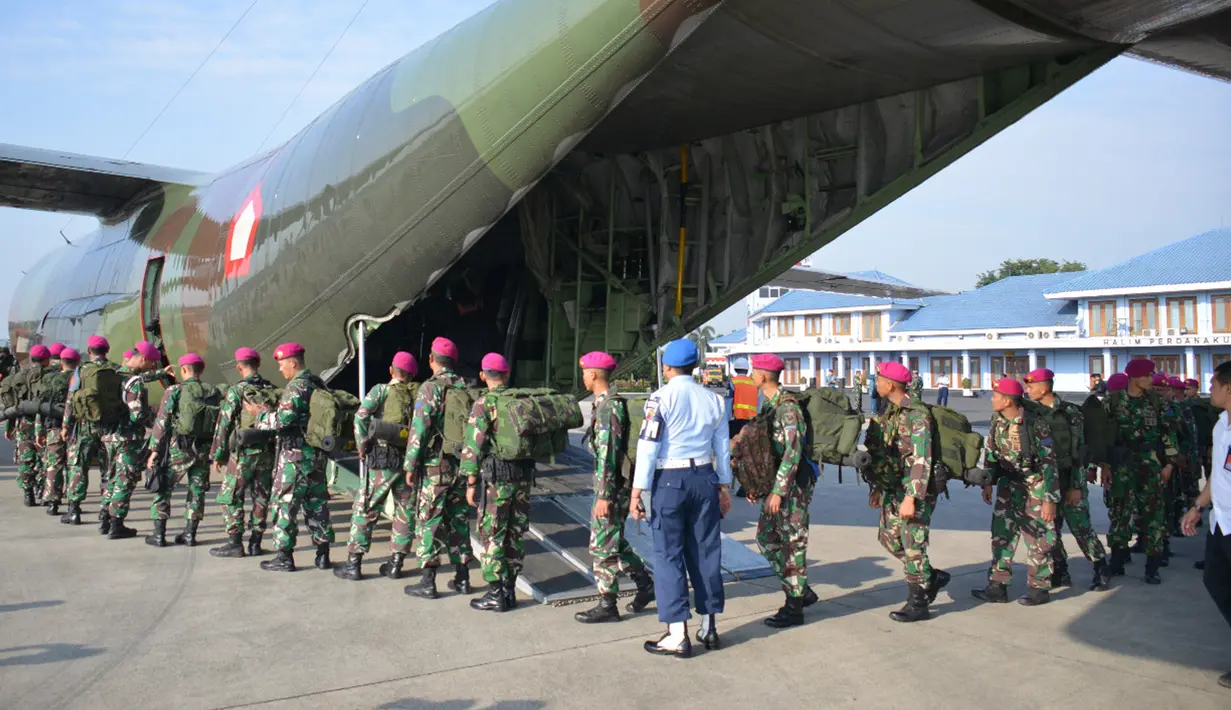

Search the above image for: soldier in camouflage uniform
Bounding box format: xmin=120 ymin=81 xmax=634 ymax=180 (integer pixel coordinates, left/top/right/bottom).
xmin=1024 ymin=368 xmax=1110 ymax=592
xmin=1104 ymin=360 xmax=1178 ymax=584
xmin=243 ymin=343 xmax=335 ymax=572
xmin=208 ymin=347 xmax=278 ymax=559
xmin=0 ymin=346 xmax=17 ymax=378
xmin=96 ymin=350 xmax=132 ymax=535
xmin=909 ymin=371 xmax=923 ymax=402
xmin=866 ymin=361 xmax=948 ymax=622
xmin=144 ymin=353 xmax=215 ymax=548
xmin=972 ymin=378 xmax=1059 ymax=606
xmin=61 ymin=336 xmax=117 ymax=526
xmin=462 ymin=353 xmax=532 ymax=613
xmin=105 ymin=342 xmax=160 ymax=540
xmin=334 ymin=351 xmax=419 ymax=581
xmin=404 ymin=338 xmax=472 ymax=599
xmin=1166 ymin=377 xmax=1200 ymax=538
xmin=9 ymin=344 xmax=52 ymax=508
xmin=573 ymin=351 xmax=654 ymax=624
xmin=37 ymin=348 xmax=79 ymax=516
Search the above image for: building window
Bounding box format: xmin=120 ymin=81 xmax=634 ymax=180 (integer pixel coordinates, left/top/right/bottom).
xmin=861 ymin=313 xmax=881 ymax=341
xmin=968 ymin=357 xmax=981 ymax=389
xmin=777 ymin=317 xmax=794 ymax=337
xmin=991 ymin=357 xmax=1003 ymax=379
xmin=833 ymin=314 xmax=851 ymax=336
xmin=758 ymin=287 xmax=770 ymax=298
xmin=759 ymin=320 xmax=770 ymax=340
xmin=1129 ymin=298 xmax=1158 ymax=335
xmin=1215 ymin=353 xmax=1231 ymax=368
xmin=804 ymin=316 xmax=822 ymax=336
xmin=1089 ymin=355 xmax=1118 ymax=379
xmin=1214 ymin=294 xmax=1231 ymax=333
xmin=783 ymin=358 xmax=801 ymax=385
xmin=1155 ymin=355 xmax=1182 ymax=378
xmin=1089 ymin=300 xmax=1117 ymax=337
xmin=1166 ymin=297 xmax=1197 ymax=334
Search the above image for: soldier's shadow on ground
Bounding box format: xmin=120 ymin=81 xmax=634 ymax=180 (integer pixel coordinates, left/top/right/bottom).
xmin=0 ymin=643 xmax=104 ymax=667
xmin=377 ymin=700 xmax=545 ymax=710
xmin=0 ymin=600 xmax=64 ymax=614
xmin=808 ymin=555 xmax=895 ymax=589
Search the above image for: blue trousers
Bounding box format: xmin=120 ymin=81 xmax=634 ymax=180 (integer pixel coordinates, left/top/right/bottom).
xmin=650 ymin=463 xmax=724 ymax=623
xmin=937 ymin=387 xmax=949 ymax=406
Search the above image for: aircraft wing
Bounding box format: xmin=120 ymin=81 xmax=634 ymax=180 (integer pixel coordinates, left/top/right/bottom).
xmin=0 ymin=143 xmax=208 ymax=222
xmin=766 ymin=267 xmax=944 ymax=300
xmin=1129 ymin=11 xmax=1231 ymax=83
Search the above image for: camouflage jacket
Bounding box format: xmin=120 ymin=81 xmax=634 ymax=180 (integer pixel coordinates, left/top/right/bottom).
xmin=354 ymin=381 xmax=391 ymax=442
xmin=874 ymin=396 xmax=932 ymax=499
xmin=587 ymin=390 xmax=630 ymax=500
xmin=403 ymin=370 xmax=463 ymax=472
xmin=1042 ymin=395 xmax=1085 ymax=489
xmin=256 ymin=370 xmax=317 ymax=433
xmin=210 ymin=373 xmax=274 ymax=462
xmin=117 ymin=372 xmax=154 ymax=444
xmin=460 ymin=384 xmax=506 ymax=479
xmin=761 ymin=389 xmax=805 ymax=497
xmin=985 ymin=409 xmax=1059 ymax=503
xmin=909 ymin=376 xmax=923 ymax=399
xmin=1105 ymin=391 xmax=1179 ymax=468
xmin=1173 ymin=398 xmax=1200 ymax=459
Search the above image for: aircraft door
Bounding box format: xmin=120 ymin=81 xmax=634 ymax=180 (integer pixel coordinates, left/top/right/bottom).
xmin=140 ymin=257 xmax=166 ymax=361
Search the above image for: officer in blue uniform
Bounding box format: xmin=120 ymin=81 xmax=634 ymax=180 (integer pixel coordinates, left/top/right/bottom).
xmin=631 ymin=339 xmax=733 ymax=658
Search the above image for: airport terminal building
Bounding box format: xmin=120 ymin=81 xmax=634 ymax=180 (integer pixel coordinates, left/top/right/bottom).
xmin=711 ymin=229 xmax=1231 ymax=394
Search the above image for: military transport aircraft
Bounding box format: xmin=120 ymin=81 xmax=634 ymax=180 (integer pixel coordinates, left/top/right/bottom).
xmin=3 ymin=0 xmax=1230 ymax=390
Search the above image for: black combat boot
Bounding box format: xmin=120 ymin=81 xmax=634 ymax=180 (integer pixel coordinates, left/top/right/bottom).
xmin=574 ymin=593 xmax=620 ymax=624
xmin=504 ymin=576 xmax=518 ymax=608
xmin=260 ymin=551 xmax=296 ymax=572
xmin=802 ymin=586 xmax=819 ymax=607
xmin=1091 ymin=559 xmax=1111 ymax=591
xmin=470 ymin=583 xmax=509 ymax=612
xmin=625 ymin=568 xmax=655 ymax=613
xmin=405 ymin=567 xmax=439 ymax=599
xmin=1144 ymin=556 xmax=1162 ymax=585
xmin=173 ymin=519 xmax=199 ymax=547
xmin=1160 ymin=539 xmax=1171 ymax=567
xmin=378 ymin=552 xmax=405 ymax=580
xmin=247 ymin=531 xmax=264 ymax=557
xmin=1108 ymin=548 xmax=1127 ymax=576
xmin=1018 ymin=588 xmax=1050 ymax=606
xmin=1051 ymin=556 xmax=1072 ymax=587
xmin=971 ymin=582 xmax=1009 ymax=603
xmin=60 ymin=502 xmax=81 ymax=525
xmin=108 ymin=519 xmax=137 ymax=539
xmin=926 ymin=569 xmax=951 ymax=604
xmin=889 ymin=584 xmax=930 ymax=623
xmin=334 ymin=553 xmax=362 ymax=581
xmin=314 ymin=543 xmax=331 ymax=570
xmin=763 ymin=594 xmax=805 ymax=628
xmin=1195 ymin=560 xmax=1206 ymax=571
xmin=210 ymin=533 xmax=246 ymax=558
xmin=46 ymin=501 xmax=60 ymax=516
xmin=23 ymin=487 xmax=35 ymax=507
xmin=446 ymin=564 xmax=471 ymax=594
xmin=145 ymin=519 xmax=167 ymax=547
xmin=98 ymin=510 xmax=112 ymax=536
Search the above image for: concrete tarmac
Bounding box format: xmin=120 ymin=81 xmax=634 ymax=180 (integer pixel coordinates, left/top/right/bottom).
xmin=1 ymin=436 xmax=1229 ymax=709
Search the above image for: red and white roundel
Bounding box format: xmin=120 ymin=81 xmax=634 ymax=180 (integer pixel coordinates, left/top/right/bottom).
xmin=225 ymin=186 xmax=262 ymax=279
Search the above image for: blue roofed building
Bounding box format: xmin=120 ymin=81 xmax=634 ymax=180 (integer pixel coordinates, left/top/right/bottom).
xmin=715 ymin=229 xmax=1231 ymax=393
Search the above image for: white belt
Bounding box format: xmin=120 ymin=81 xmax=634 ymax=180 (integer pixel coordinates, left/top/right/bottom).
xmin=656 ymin=456 xmax=712 ymax=470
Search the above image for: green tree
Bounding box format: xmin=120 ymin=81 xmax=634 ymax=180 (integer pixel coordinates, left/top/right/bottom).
xmin=975 ymin=258 xmax=1085 ymax=288
xmin=688 ymin=325 xmax=717 ymax=359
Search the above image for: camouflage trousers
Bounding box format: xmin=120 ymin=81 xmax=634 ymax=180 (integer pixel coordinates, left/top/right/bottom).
xmin=268 ymin=447 xmax=335 ymax=554
xmin=1105 ymin=461 xmax=1165 ymax=556
xmin=878 ymin=489 xmax=936 ymax=587
xmin=217 ymin=450 xmax=275 ymax=536
xmin=414 ymin=458 xmax=472 ymax=567
xmin=347 ymin=466 xmax=413 ymax=556
xmin=1053 ymin=483 xmax=1106 ymax=564
xmin=107 ymin=440 xmax=145 ymax=521
xmin=988 ymin=475 xmax=1056 ymax=590
xmin=151 ymin=447 xmax=210 ymax=522
xmin=589 ymin=486 xmax=646 ymax=595
xmin=757 ymin=476 xmax=816 ymax=598
xmin=41 ymin=427 xmax=67 ymax=503
xmin=477 ymin=480 xmax=531 ymax=585
xmin=97 ymin=439 xmax=121 ymax=513
xmin=65 ymin=422 xmax=110 ymax=505
xmin=13 ymin=419 xmax=37 ymax=491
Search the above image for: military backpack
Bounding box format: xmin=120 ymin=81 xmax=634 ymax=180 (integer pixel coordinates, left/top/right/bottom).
xmin=236 ymin=382 xmax=281 ymax=432
xmin=380 ymin=381 xmax=419 ymax=426
xmin=0 ymin=373 xmax=18 ymax=412
xmin=306 ymin=382 xmax=361 ymax=454
xmin=71 ymin=361 xmax=124 ymax=425
xmin=487 ymin=388 xmax=582 ymax=461
xmin=36 ymin=370 xmax=72 ymax=420
xmin=905 ymin=402 xmax=987 ymax=494
xmin=1022 ymin=398 xmax=1081 ymax=477
xmin=1081 ymin=394 xmax=1114 ymax=468
xmin=1190 ymin=398 xmax=1221 ymax=449
xmin=441 ymin=384 xmax=481 ymax=458
xmin=173 ymin=381 xmax=223 ymax=440
xmin=794 ymin=387 xmax=862 ymax=465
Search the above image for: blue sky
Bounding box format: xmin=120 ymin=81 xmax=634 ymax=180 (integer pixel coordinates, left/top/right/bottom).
xmin=1 ymin=1 xmax=1229 ymax=337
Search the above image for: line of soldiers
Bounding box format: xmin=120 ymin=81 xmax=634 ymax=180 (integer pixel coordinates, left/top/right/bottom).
xmin=11 ymin=335 xmax=656 ymax=619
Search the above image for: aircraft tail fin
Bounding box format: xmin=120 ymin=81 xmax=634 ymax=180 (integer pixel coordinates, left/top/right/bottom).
xmin=0 ymin=142 xmax=208 ymax=222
